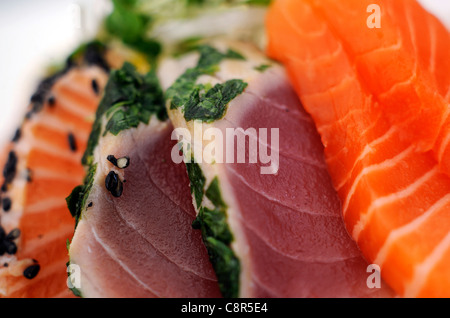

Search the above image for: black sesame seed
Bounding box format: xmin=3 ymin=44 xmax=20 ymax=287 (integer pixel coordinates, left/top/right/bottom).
xmin=82 ymin=42 xmax=110 ymax=73
xmin=6 ymin=228 xmax=20 ymax=241
xmin=48 ymin=96 xmax=55 ymax=107
xmin=23 ymin=264 xmax=40 ymax=279
xmin=30 ymin=91 xmax=44 ymax=105
xmin=105 ymin=171 xmax=123 ymax=198
xmin=26 ymin=169 xmax=32 ymax=182
xmin=105 ymin=171 xmax=117 ymax=190
xmin=27 ymin=71 xmax=66 ymax=117
xmin=3 ymin=263 xmax=8 ymax=267
xmin=0 ymin=226 xmax=5 ymax=241
xmin=12 ymin=128 xmax=21 ymax=143
xmin=3 ymin=151 xmax=18 ymax=184
xmin=1 ymin=183 xmax=7 ymax=192
xmin=31 ymin=102 xmax=44 ymax=114
xmin=91 ymin=79 xmax=99 ymax=95
xmin=2 ymin=198 xmax=11 ymax=212
xmin=0 ymin=245 xmax=5 ymax=256
xmin=115 ymin=181 xmax=123 ymax=197
xmin=68 ymin=133 xmax=77 ymax=152
xmin=87 ymin=202 xmax=93 ymax=208
xmin=107 ymin=155 xmax=129 ymax=169
xmin=106 ymin=155 xmax=117 ymax=166
xmin=4 ymin=241 xmax=17 ymax=255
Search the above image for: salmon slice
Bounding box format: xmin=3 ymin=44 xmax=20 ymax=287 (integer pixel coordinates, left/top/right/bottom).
xmin=0 ymin=45 xmax=110 ymax=297
xmin=267 ymin=0 xmax=450 ymax=173
xmin=161 ymin=40 xmax=394 ymax=297
xmin=266 ymin=0 xmax=450 ymax=297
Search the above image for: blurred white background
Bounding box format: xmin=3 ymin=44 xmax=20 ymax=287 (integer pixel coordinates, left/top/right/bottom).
xmin=0 ymin=0 xmax=110 ymax=148
xmin=0 ymin=0 xmax=448 ymax=149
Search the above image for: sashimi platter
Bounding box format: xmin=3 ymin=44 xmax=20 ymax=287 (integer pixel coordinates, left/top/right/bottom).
xmin=0 ymin=0 xmax=449 ymax=300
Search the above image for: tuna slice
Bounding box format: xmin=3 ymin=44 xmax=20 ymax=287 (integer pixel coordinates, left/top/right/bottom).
xmin=67 ymin=63 xmax=221 ymax=297
xmin=160 ymin=40 xmax=395 ymax=297
xmin=0 ymin=42 xmax=110 ymax=298
xmin=265 ymin=0 xmax=450 ymax=297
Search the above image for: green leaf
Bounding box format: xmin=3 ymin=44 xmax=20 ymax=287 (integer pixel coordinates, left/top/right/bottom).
xmin=254 ymin=63 xmax=271 ymax=72
xmin=204 ymin=237 xmax=240 ymax=298
xmin=193 ymin=207 xmax=233 ymax=244
xmin=184 ymin=79 xmax=247 ymax=122
xmin=205 ymin=177 xmax=227 ymax=208
xmin=186 ymin=161 xmax=205 ymax=208
xmin=105 ymin=0 xmax=161 ymax=60
xmin=172 ymin=37 xmax=204 ymax=57
xmin=166 ymin=45 xmax=248 ymax=123
xmin=65 ymin=164 xmax=97 ymax=229
xmin=189 ymin=170 xmax=239 ymax=298
xmin=192 ymin=205 xmax=240 ymax=298
xmin=66 ymin=185 xmax=83 ymax=219
xmin=167 ymin=68 xmax=202 ymax=109
xmin=66 ymin=239 xmax=71 ymax=253
xmin=225 ymin=49 xmax=246 ymax=61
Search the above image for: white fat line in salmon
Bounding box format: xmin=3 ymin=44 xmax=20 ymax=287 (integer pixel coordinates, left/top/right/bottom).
xmin=171 ymin=121 xmax=279 ymax=175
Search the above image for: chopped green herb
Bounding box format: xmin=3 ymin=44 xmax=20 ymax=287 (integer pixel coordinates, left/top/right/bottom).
xmin=66 ymin=164 xmax=97 ymax=229
xmin=192 ymin=206 xmax=239 ymax=298
xmin=204 ymin=237 xmax=240 ymax=298
xmin=205 ymin=177 xmax=227 ymax=208
xmin=224 ymin=49 xmax=246 ymax=61
xmin=105 ymin=0 xmax=161 ymax=60
xmin=186 ymin=161 xmax=205 ymax=208
xmin=254 ymin=63 xmax=271 ymax=72
xmin=193 ymin=207 xmax=232 ymax=244
xmin=167 ymin=69 xmax=201 ymax=110
xmin=66 ymin=186 xmax=83 ymax=219
xmin=186 ymin=0 xmax=206 ymax=5
xmin=166 ymin=45 xmax=248 ymax=122
xmin=196 ymin=45 xmax=245 ymax=68
xmin=188 ymin=170 xmax=239 ymax=298
xmin=184 ymin=79 xmax=247 ymax=122
xmin=244 ymin=0 xmax=272 ymax=5
xmin=172 ymin=36 xmax=204 ymax=57
xmin=69 ymin=285 xmax=82 ymax=297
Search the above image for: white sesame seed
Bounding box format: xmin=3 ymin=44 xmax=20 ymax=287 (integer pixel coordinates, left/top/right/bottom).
xmin=117 ymin=157 xmax=129 ymax=169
